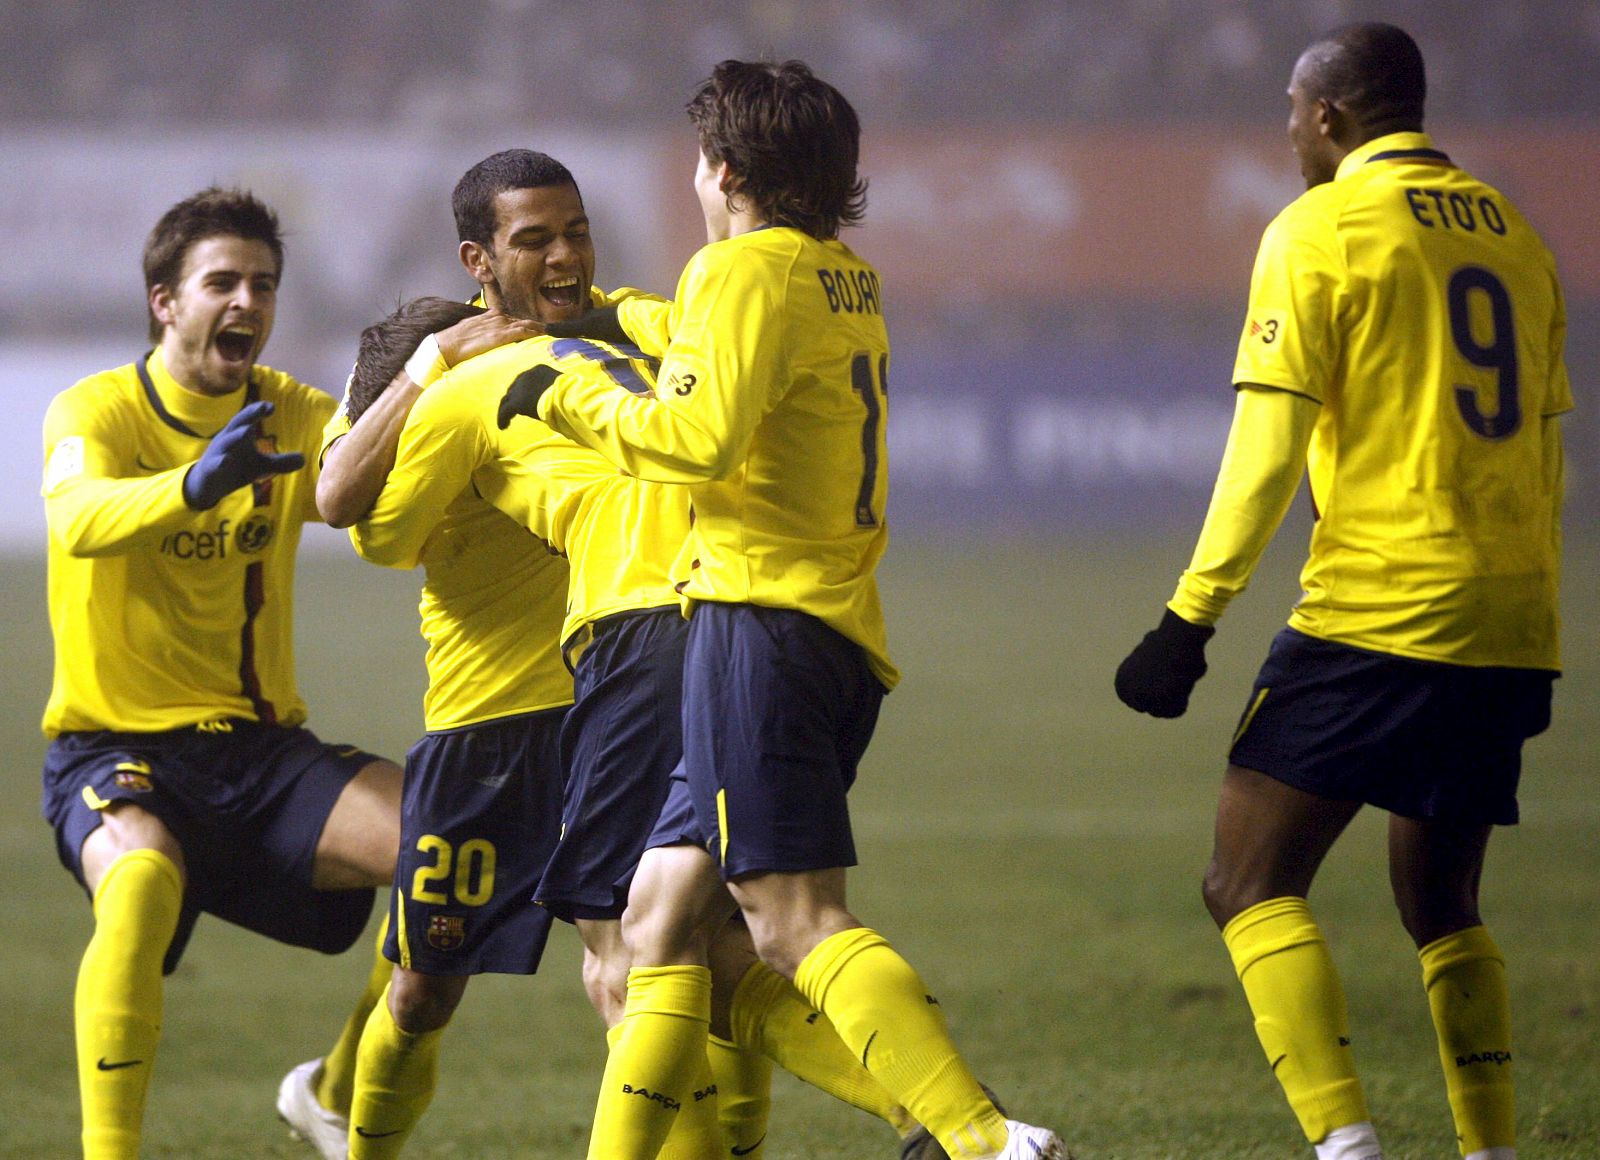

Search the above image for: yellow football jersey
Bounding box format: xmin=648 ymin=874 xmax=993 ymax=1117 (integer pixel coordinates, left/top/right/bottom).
xmin=42 ymin=350 xmax=329 ymax=736
xmin=1230 ymin=131 xmax=1569 ymax=669
xmin=319 ymin=402 xmax=571 ymax=734
xmin=351 ymin=335 xmax=689 ymax=651
xmin=537 ymin=227 xmax=898 ymax=689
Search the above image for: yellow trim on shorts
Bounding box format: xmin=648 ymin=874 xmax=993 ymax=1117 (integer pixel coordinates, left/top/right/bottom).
xmin=394 ymin=887 xmax=412 ymax=970
xmin=716 ymin=788 xmax=730 ymax=867
xmin=1232 ymin=687 xmax=1271 ymax=746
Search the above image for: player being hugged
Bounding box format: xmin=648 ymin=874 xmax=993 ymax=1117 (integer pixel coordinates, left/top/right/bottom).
xmin=508 ymin=59 xmax=1068 ymax=1160
xmin=1116 ymin=23 xmax=1568 ymax=1160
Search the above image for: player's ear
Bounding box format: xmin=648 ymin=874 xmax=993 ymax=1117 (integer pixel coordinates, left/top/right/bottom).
xmin=459 ymin=240 xmax=493 ymax=286
xmin=149 ymin=283 xmax=177 ymax=330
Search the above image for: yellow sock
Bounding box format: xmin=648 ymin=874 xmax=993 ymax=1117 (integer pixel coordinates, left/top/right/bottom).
xmin=658 ymin=1047 xmax=722 ymax=1160
xmin=317 ymin=910 xmax=392 ymax=1116
xmin=731 ymin=958 xmax=914 ymax=1134
xmin=1222 ymin=897 xmax=1368 ymax=1143
xmin=1420 ymin=926 xmax=1515 ymax=1155
xmin=709 ymin=1032 xmax=773 ymax=1158
xmin=76 ymin=849 xmax=183 ymax=1160
xmin=793 ymin=928 xmax=1004 ymax=1159
xmin=587 ymin=965 xmax=712 ymax=1160
xmin=349 ymin=983 xmax=442 ymax=1159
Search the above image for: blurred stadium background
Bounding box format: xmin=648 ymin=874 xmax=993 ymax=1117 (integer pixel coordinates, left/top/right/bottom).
xmin=2 ymin=2 xmax=1596 ymax=1156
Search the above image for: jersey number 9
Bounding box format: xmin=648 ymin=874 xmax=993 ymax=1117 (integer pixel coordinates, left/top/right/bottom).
xmin=1448 ymin=265 xmax=1521 ymax=440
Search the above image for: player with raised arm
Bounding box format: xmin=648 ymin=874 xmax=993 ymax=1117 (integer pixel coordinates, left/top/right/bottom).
xmin=39 ymin=187 xmax=404 ymax=1160
xmin=1115 ymin=23 xmax=1567 ymax=1160
xmin=506 ymin=59 xmax=1067 ymax=1160
xmin=286 ymin=150 xmax=591 ymax=1160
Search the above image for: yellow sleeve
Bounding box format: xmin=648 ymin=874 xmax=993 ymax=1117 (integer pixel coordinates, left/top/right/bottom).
xmin=350 ymin=381 xmax=491 ymax=569
xmin=539 ymin=246 xmax=777 ymax=483
xmin=1232 ymin=200 xmax=1344 ymax=402
xmin=1168 ymin=385 xmax=1319 ymax=626
xmin=615 ymin=294 xmax=673 ymax=357
xmin=42 ymin=391 xmax=196 ymax=558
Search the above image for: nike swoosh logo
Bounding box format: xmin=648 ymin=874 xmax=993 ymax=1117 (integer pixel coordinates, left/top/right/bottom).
xmin=355 ymin=1127 xmax=403 ymax=1139
xmin=135 ymin=455 xmax=161 ymax=472
xmin=731 ymin=1135 xmax=767 ymax=1156
xmin=1270 ymin=1053 xmax=1288 ymax=1073
xmin=860 ymin=1029 xmax=878 ymax=1067
xmin=97 ymin=1058 xmax=143 ymax=1071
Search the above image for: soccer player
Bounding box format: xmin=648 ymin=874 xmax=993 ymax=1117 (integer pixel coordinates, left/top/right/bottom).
xmin=1114 ymin=23 xmax=1568 ymax=1160
xmin=351 ymin=294 xmax=934 ymax=1158
xmin=295 ymin=150 xmax=597 ymax=1160
xmin=39 ymin=187 xmax=405 ymax=1160
xmin=503 ymin=59 xmax=1067 ymax=1160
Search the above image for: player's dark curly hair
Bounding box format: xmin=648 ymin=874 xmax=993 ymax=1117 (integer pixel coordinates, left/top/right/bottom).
xmin=347 ymin=297 xmax=484 ymax=422
xmin=687 ymin=59 xmax=867 ymax=240
xmin=1303 ymin=22 xmax=1426 ymax=134
xmin=142 ymin=186 xmax=284 ymax=342
xmin=452 ymin=150 xmax=583 ymax=248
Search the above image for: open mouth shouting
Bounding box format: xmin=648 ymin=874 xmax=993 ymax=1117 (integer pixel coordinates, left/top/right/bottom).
xmin=214 ymin=322 xmax=259 ymax=367
xmin=540 ymin=276 xmax=583 ymax=313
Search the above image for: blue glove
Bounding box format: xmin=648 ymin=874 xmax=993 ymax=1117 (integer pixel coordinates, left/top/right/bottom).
xmin=1114 ymin=608 xmax=1216 ymax=718
xmin=497 ymin=364 xmax=561 ymax=429
xmin=182 ymin=400 xmax=305 ymax=510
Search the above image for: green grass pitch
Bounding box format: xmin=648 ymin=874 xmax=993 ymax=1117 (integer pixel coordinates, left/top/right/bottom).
xmin=2 ymin=532 xmax=1595 ymax=1157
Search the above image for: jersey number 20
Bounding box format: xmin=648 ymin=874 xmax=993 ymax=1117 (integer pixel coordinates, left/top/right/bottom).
xmin=1448 ymin=265 xmax=1521 ymax=440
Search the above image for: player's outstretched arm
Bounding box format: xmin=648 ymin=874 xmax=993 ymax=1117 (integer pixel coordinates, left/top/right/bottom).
xmin=1116 ymin=384 xmax=1318 ymax=718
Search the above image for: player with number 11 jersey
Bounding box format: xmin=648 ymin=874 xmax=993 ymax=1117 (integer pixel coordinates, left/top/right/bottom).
xmin=538 ymin=225 xmax=898 ymax=689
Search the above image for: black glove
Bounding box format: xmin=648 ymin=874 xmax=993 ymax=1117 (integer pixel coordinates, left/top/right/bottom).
xmin=543 ymin=304 xmax=628 ymax=345
xmin=1115 ymin=608 xmax=1216 ymax=718
xmin=182 ymin=400 xmax=304 ymax=510
xmin=497 ymin=364 xmax=562 ymax=429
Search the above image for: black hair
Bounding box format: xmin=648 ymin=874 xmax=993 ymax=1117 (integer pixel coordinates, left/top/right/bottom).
xmin=451 ymin=149 xmax=582 ymax=247
xmin=1303 ymin=22 xmax=1426 ymax=134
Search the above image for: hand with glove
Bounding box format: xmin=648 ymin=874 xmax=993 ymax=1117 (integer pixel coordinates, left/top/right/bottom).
xmin=1114 ymin=608 xmax=1216 ymax=718
xmin=182 ymin=400 xmax=305 ymax=510
xmin=497 ymin=364 xmax=561 ymax=429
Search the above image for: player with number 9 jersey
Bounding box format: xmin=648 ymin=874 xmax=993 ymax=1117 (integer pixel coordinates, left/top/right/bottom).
xmin=1201 ymin=130 xmax=1570 ymax=669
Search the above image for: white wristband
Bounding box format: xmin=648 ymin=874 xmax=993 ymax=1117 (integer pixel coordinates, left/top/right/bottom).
xmin=403 ymin=333 xmax=449 ymax=388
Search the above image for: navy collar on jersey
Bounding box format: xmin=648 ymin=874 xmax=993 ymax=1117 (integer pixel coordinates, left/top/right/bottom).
xmin=1365 ymin=147 xmax=1453 ymax=165
xmin=136 ymin=350 xmax=259 ymax=438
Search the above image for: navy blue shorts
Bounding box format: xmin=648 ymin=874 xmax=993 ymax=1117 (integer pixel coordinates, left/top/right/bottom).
xmin=386 ymin=708 xmax=564 ymax=975
xmin=677 ymin=603 xmax=883 ymax=878
xmin=1229 ymin=629 xmax=1555 ymax=824
xmin=535 ymin=608 xmax=686 ymax=921
xmin=41 ymin=721 xmax=379 ymax=974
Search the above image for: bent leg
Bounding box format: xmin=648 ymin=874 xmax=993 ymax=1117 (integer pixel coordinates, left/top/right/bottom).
xmin=77 ymin=807 xmax=186 ymax=1160
xmin=1205 ymin=766 xmax=1373 ymax=1148
xmin=312 ymin=758 xmax=404 ymax=890
xmin=588 ymin=844 xmax=733 ymax=1160
xmin=347 ymin=968 xmax=463 ymax=1159
xmin=733 ymin=867 xmax=1007 ymax=1159
xmin=1391 ymin=816 xmax=1514 ymax=1156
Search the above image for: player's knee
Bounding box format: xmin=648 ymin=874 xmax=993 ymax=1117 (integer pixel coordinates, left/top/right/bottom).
xmin=1201 ymin=859 xmax=1250 ymax=929
xmin=1392 ymin=889 xmax=1480 ymax=949
xmin=387 ymin=969 xmax=465 ymax=1033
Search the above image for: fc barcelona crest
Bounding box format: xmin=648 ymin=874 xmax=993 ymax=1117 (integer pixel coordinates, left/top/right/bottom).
xmin=427 ymin=915 xmax=466 ymax=951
